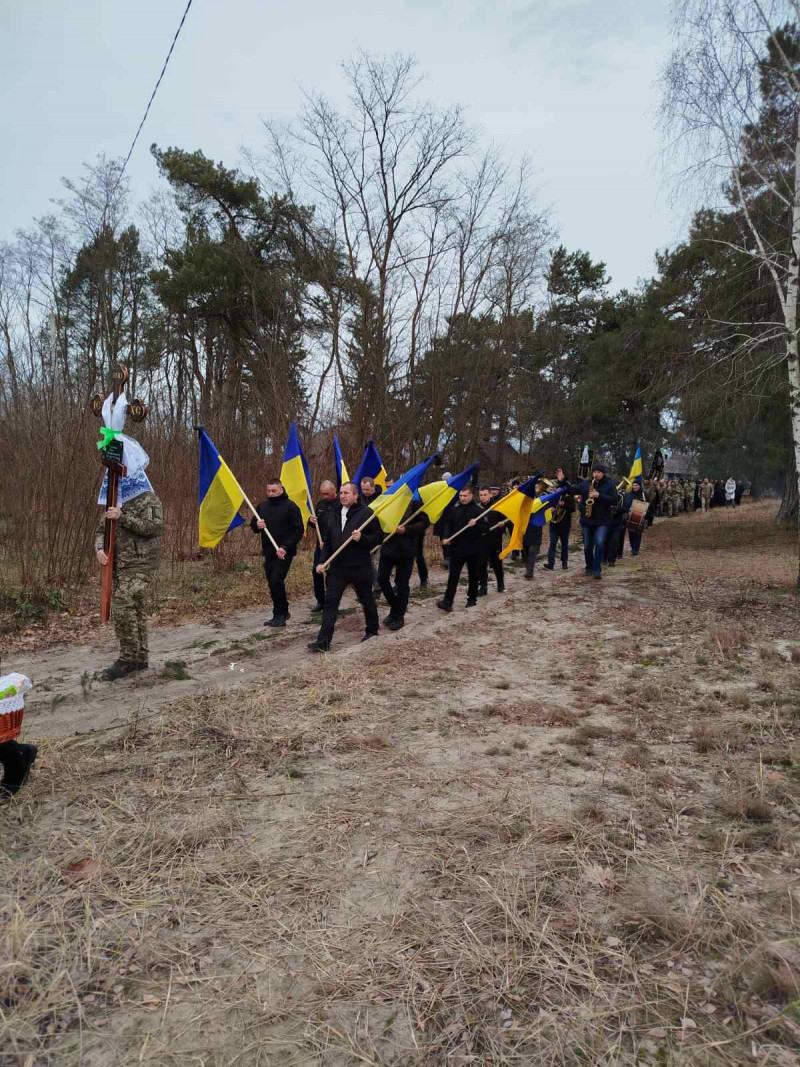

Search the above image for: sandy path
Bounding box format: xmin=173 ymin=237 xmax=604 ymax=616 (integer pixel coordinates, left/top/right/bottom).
xmin=13 ymin=551 xmax=634 ymax=739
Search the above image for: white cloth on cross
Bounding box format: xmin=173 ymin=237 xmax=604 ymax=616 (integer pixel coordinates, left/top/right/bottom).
xmin=96 ymin=392 xmax=153 ymax=506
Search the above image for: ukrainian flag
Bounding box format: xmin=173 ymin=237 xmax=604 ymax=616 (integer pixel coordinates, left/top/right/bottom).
xmin=281 ymin=421 xmax=313 ymax=530
xmin=197 ymin=428 xmax=245 ymax=548
xmin=369 ymin=454 xmax=437 ymax=533
xmin=491 ymin=479 xmax=563 ymax=559
xmin=354 ymin=439 xmax=388 ymax=490
xmin=333 ymin=435 xmax=349 ymax=489
xmin=628 ymin=445 xmax=643 ymax=485
xmin=415 ymin=462 xmax=480 ymax=523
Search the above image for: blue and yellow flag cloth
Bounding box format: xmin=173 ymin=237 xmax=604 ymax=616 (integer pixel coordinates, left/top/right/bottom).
xmin=491 ymin=479 xmax=563 ymax=559
xmin=281 ymin=421 xmax=313 ymax=530
xmin=369 ymin=454 xmax=437 ymax=533
xmin=354 ymin=439 xmax=388 ymax=490
xmin=415 ymin=463 xmax=480 ymax=523
xmin=333 ymin=435 xmax=350 ymax=489
xmin=628 ymin=445 xmax=643 ymax=486
xmin=198 ymin=428 xmax=245 ymax=549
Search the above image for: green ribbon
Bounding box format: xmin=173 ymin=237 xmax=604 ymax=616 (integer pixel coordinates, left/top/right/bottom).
xmin=97 ymin=427 xmax=122 ymax=451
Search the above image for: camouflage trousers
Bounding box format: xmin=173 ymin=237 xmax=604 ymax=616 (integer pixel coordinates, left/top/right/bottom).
xmin=113 ymin=570 xmax=153 ymax=664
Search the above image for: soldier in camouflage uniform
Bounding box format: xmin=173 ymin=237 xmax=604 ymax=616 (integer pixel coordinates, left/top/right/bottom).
xmin=665 ymin=479 xmax=679 ymax=517
xmin=684 ymin=479 xmax=696 ymax=513
xmin=95 ymin=489 xmax=163 ymax=680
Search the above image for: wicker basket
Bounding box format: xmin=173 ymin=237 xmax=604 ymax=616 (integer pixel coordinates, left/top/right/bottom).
xmin=0 ymin=693 xmax=24 ymax=743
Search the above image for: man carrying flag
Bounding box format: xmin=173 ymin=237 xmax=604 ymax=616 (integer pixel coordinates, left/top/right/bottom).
xmin=251 ymin=477 xmax=305 ymax=627
xmin=307 ymin=481 xmax=383 ymax=652
xmin=436 ymin=484 xmax=485 ymax=612
xmin=309 ymin=455 xmax=438 ymax=651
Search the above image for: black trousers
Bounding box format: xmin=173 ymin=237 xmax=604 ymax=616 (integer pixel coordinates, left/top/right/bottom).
xmin=605 ymin=525 xmax=625 ymax=564
xmin=444 ymin=553 xmax=479 ymax=603
xmin=317 ymin=565 xmax=379 ymax=646
xmin=628 ymin=528 xmax=642 ymax=555
xmin=479 ymin=546 xmax=504 ymax=590
xmin=415 ymin=533 xmax=428 ymax=585
xmin=264 ymin=555 xmax=292 ymax=618
xmin=378 ymin=554 xmax=414 ymax=618
xmin=547 ymin=524 xmax=570 ymax=567
xmin=312 ymin=545 xmax=325 ymax=605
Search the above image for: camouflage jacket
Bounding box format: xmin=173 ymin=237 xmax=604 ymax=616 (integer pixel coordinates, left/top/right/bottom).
xmin=94 ymin=491 xmax=163 ymax=573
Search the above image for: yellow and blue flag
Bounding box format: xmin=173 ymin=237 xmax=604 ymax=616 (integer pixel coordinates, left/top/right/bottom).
xmin=628 ymin=445 xmax=643 ymax=486
xmin=491 ymin=478 xmax=563 ymax=559
xmin=281 ymin=421 xmax=313 ymax=530
xmin=530 ymin=488 xmax=565 ymax=528
xmin=415 ymin=462 xmax=480 ymax=523
xmin=333 ymin=435 xmax=350 ymax=489
xmin=197 ymin=428 xmax=245 ymax=549
xmin=354 ymin=439 xmax=388 ymax=490
xmin=369 ymin=454 xmax=437 ymax=533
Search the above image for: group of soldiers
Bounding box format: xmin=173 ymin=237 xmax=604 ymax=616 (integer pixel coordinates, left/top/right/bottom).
xmin=642 ymin=476 xmax=742 ymax=520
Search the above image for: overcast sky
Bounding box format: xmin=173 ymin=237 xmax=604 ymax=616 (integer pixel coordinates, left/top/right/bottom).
xmin=2 ymin=0 xmax=687 ymax=291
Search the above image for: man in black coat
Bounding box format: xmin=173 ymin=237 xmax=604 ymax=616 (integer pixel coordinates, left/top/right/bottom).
xmin=556 ymin=463 xmax=618 ymax=580
xmin=436 ymin=486 xmax=485 ymax=612
xmin=308 ymin=479 xmax=339 ymax=613
xmin=477 ymin=486 xmax=506 ymax=594
xmin=308 ymin=482 xmax=382 ymax=652
xmin=378 ymin=504 xmax=430 ymax=630
xmin=251 ymin=478 xmax=305 ymax=626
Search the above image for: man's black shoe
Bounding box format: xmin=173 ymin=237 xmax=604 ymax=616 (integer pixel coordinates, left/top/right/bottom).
xmin=497 ymin=584 xmax=506 ymax=593
xmin=593 ymin=573 xmax=602 ymax=580
xmin=388 ymin=617 xmax=404 ymax=631
xmin=310 ymin=602 xmax=324 ymax=613
xmin=419 ymin=581 xmax=428 ymax=589
xmin=562 ymin=563 xmax=569 ymax=569
xmin=308 ymin=640 xmax=330 ymax=653
xmin=383 ymin=613 xmax=396 ymax=626
xmin=465 ymin=598 xmax=477 ymax=607
xmin=543 ymin=563 xmax=555 ymax=570
xmin=0 ymin=742 xmax=38 ymax=797
xmin=102 ymin=659 xmax=141 ymax=681
xmin=477 ymin=587 xmax=487 ymax=597
xmin=264 ymin=616 xmax=287 ymax=628
xmin=361 ymin=632 xmax=378 ymax=643
xmin=436 ymin=599 xmax=453 ymax=613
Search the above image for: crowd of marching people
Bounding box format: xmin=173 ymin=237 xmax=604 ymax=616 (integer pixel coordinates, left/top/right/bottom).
xmin=642 ymin=475 xmax=745 ymax=520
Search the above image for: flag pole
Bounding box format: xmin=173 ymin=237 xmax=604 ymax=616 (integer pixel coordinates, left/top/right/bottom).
xmin=306 ymin=487 xmax=324 ymax=548
xmin=240 ymin=489 xmax=281 ymax=553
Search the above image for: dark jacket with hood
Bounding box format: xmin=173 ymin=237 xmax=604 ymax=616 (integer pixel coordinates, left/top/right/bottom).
xmin=250 ymin=491 xmax=305 ymax=559
xmin=313 ymin=495 xmax=339 ymax=542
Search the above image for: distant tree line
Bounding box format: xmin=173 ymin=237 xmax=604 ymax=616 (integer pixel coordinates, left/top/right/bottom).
xmin=1 ymin=28 xmax=798 ymax=588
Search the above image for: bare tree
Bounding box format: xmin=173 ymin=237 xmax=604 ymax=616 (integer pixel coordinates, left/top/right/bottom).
xmin=661 ymin=0 xmax=800 ymax=570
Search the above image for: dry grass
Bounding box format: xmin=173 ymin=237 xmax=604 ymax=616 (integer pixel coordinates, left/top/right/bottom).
xmin=3 ymin=503 xmax=800 ymax=1065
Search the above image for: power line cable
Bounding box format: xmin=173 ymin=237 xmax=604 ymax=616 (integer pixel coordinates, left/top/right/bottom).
xmin=113 ymin=0 xmax=194 ymax=191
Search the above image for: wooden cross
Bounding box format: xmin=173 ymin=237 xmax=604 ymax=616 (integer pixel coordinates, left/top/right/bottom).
xmin=89 ymin=364 xmax=148 ymax=622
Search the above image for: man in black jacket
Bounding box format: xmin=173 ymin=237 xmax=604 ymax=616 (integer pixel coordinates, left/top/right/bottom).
xmin=436 ymin=486 xmax=484 ymax=612
xmin=308 ymin=479 xmax=339 ymax=613
xmin=556 ymin=463 xmax=618 ymax=580
xmin=251 ymin=478 xmax=305 ymax=626
xmin=308 ymin=482 xmax=382 ymax=652
xmin=378 ymin=504 xmax=430 ymax=630
xmin=477 ymin=486 xmax=506 ymax=594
